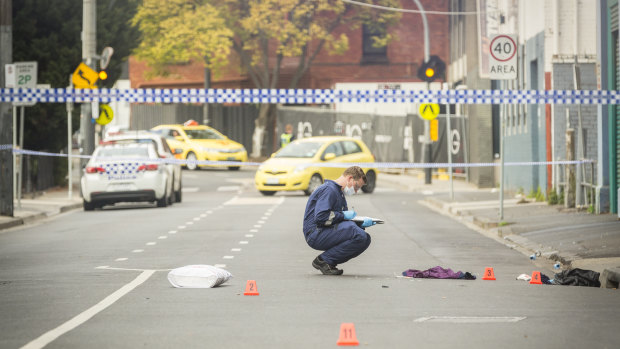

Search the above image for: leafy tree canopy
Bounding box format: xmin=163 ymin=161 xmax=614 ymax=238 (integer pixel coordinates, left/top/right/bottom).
xmin=13 ymin=0 xmax=140 ymax=151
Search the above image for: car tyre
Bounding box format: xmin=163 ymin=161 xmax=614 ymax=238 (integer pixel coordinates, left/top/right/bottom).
xmin=361 ymin=170 xmax=376 ymax=193
xmin=157 ymin=185 xmax=168 ymax=207
xmin=186 ymin=152 xmax=198 ymax=171
xmin=83 ymin=200 xmax=95 ymax=211
xmin=175 ymin=179 xmax=182 ymax=203
xmin=304 ymin=174 xmax=323 ymax=196
xmin=228 ymin=166 xmax=240 ymax=170
xmin=260 ymin=191 xmax=276 ymax=196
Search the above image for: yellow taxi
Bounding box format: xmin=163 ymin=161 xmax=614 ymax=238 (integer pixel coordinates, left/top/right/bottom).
xmin=254 ymin=136 xmax=377 ymax=196
xmin=151 ymin=121 xmax=247 ymax=170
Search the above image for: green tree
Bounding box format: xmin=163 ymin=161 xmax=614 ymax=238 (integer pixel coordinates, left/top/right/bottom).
xmin=132 ymin=0 xmax=401 ymax=157
xmin=13 ymin=0 xmax=140 ymax=152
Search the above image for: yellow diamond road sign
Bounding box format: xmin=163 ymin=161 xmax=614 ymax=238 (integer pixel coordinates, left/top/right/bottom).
xmin=419 ymin=103 xmax=440 ymax=121
xmin=72 ymin=62 xmax=99 ymax=89
xmin=96 ymin=104 xmax=114 ymax=125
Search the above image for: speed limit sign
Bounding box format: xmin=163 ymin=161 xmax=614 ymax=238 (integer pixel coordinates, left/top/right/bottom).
xmin=489 ymin=34 xmax=517 ymax=80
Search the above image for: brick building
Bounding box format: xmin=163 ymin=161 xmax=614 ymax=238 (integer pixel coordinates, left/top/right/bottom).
xmin=130 ymin=0 xmax=449 ymax=91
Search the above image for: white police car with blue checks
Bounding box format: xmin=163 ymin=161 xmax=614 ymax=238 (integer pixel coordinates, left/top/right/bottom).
xmin=81 ymin=142 xmax=175 ymax=210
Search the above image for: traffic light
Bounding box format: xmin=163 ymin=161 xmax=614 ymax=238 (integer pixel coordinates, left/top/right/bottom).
xmin=417 ymin=55 xmax=445 ymax=82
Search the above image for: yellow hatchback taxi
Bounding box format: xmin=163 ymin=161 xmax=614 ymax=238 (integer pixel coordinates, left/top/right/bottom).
xmin=255 ymin=136 xmax=377 ymax=196
xmin=151 ymin=121 xmax=247 ymax=171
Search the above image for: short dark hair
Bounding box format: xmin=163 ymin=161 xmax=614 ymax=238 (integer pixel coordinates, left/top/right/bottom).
xmin=343 ymin=166 xmax=367 ymax=184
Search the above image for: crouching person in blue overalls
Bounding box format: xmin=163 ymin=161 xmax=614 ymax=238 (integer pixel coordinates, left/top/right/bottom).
xmin=303 ymin=166 xmax=376 ymax=275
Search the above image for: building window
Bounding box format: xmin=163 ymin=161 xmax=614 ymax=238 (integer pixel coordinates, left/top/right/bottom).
xmin=361 ymin=24 xmax=388 ymax=64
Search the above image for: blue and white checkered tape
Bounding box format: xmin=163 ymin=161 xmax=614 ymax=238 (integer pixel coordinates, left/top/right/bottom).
xmin=1 ymin=88 xmax=619 ymax=104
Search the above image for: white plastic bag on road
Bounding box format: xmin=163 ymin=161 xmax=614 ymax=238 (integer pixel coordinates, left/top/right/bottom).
xmin=167 ymin=265 xmax=233 ymax=288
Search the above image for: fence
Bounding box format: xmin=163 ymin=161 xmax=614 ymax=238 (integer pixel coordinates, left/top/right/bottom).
xmin=16 ymin=153 xmax=62 ymax=197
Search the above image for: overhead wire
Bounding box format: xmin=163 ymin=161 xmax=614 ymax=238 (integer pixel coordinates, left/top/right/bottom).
xmin=339 ymin=0 xmax=482 ymax=15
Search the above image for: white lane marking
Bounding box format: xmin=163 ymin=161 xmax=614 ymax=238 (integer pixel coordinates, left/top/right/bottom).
xmin=224 ymin=197 xmax=285 ymax=206
xmin=264 ymin=212 xmax=272 ymax=216
xmin=115 ymin=258 xmax=128 ymax=262
xmin=185 ymin=222 xmax=194 ymax=225
xmin=158 ymin=236 xmax=167 ymax=240
xmin=178 ymin=225 xmax=186 ymax=229
xmin=258 ymin=220 xmax=266 ymax=224
xmin=95 ymin=266 xmax=170 ymax=272
xmin=146 ymin=242 xmax=156 ymax=246
xmin=206 ymin=210 xmax=213 ymax=214
xmin=422 ymin=190 xmax=434 ymax=195
xmin=223 ymin=256 xmax=234 ymax=259
xmin=193 ymin=217 xmax=201 ymax=221
xmin=132 ymin=249 xmax=144 ymax=253
xmin=21 ymin=270 xmax=156 ymax=349
xmin=95 ymin=266 xmax=109 ymax=269
xmin=182 ymin=187 xmax=199 ymax=192
xmin=200 ymin=214 xmax=207 ymax=218
xmin=414 ymin=316 xmax=526 ymax=323
xmin=168 ymin=230 xmax=177 ymax=234
xmin=253 ymin=224 xmax=261 ymax=228
xmin=214 ymin=264 xmax=226 ymax=268
xmin=261 ymin=216 xmax=268 ymax=220
xmin=231 ymin=248 xmax=241 ymax=252
xmin=249 ymin=229 xmax=258 ymax=233
xmin=245 ymin=234 xmax=254 ymax=238
xmin=217 ymin=185 xmax=241 ymax=191
xmin=239 ymin=241 xmax=249 ymax=244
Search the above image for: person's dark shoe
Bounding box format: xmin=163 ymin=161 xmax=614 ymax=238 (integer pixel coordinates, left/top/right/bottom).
xmin=312 ymin=256 xmax=343 ymax=275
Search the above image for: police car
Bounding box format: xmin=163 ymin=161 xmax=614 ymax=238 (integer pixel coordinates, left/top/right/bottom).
xmin=81 ymin=142 xmax=175 ymax=210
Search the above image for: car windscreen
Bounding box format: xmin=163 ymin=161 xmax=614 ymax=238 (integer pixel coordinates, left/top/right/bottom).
xmin=95 ymin=144 xmax=152 ymax=159
xmin=274 ymin=141 xmax=322 ymax=158
xmin=184 ymin=129 xmax=225 ymax=140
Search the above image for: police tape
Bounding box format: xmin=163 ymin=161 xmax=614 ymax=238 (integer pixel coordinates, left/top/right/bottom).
xmin=2 ymin=146 xmax=594 ymax=169
xmin=1 ymin=88 xmax=619 ymax=105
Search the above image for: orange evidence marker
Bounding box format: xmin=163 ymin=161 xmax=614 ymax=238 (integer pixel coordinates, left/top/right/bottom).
xmin=530 ymin=271 xmax=542 ymax=284
xmin=243 ymin=280 xmax=260 ymax=295
xmin=337 ymin=323 xmax=359 ymax=346
xmin=482 ymin=267 xmax=496 ymax=280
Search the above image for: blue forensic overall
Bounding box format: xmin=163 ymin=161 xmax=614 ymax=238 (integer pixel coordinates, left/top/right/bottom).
xmin=302 ymin=180 xmax=371 ymax=266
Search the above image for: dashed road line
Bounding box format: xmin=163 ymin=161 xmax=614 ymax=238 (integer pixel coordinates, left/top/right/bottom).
xmin=132 ymin=249 xmax=144 ymax=253
xmin=115 ymin=258 xmax=128 ymax=262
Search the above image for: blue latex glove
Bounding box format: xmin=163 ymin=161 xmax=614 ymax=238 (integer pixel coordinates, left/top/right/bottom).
xmin=343 ymin=210 xmax=356 ymax=220
xmin=361 ymin=217 xmax=376 ymax=228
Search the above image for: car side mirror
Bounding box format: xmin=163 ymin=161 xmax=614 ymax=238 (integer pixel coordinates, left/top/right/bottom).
xmin=323 ymin=153 xmax=336 ymax=161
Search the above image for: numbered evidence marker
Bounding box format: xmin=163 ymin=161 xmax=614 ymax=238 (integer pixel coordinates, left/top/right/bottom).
xmin=72 ymin=62 xmax=99 ymax=89
xmin=337 ymin=323 xmax=359 ymax=346
xmin=243 ymin=280 xmax=259 ymax=295
xmin=96 ymin=104 xmax=114 ymax=125
xmin=419 ymin=103 xmax=440 ymax=121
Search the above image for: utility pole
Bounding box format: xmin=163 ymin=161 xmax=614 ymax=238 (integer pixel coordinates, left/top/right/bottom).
xmin=0 ymin=0 xmax=13 ymax=216
xmin=80 ymin=0 xmax=97 ymax=168
xmin=412 ymin=0 xmax=432 ymax=184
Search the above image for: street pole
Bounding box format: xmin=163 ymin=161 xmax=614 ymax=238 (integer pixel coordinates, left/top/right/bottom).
xmin=203 ymin=66 xmax=211 ymax=125
xmin=80 ymin=0 xmax=97 ymax=169
xmin=446 ymin=100 xmax=454 ymax=200
xmin=17 ymin=106 xmax=24 ymax=208
xmin=0 ymin=0 xmax=13 ymax=216
xmin=67 ymin=75 xmax=73 ymax=199
xmin=412 ymin=0 xmax=432 ymax=184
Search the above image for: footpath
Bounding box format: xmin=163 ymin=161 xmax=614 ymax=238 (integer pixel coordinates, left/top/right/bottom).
xmin=380 ymin=170 xmax=620 ymax=289
xmin=1 ymin=171 xmax=619 ymax=288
